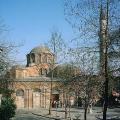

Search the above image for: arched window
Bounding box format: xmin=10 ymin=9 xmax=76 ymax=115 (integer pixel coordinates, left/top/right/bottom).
xmin=42 ymin=54 xmax=47 ymax=63
xmin=45 ymin=69 xmax=47 ymax=75
xmin=45 ymin=55 xmax=47 ymax=63
xmin=40 ymin=68 xmax=43 ymax=75
xmin=47 ymin=54 xmax=52 ymax=63
xmin=16 ymin=89 xmax=24 ymax=96
xmin=38 ymin=54 xmax=41 ymax=63
xmin=31 ymin=53 xmax=35 ymax=63
xmin=27 ymin=54 xmax=30 ymax=66
xmin=41 ymin=68 xmax=47 ymax=76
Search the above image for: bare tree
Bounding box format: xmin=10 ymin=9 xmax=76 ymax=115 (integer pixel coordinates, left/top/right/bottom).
xmin=64 ymin=1 xmax=120 ymax=119
xmin=0 ymin=19 xmax=18 ymax=120
xmin=53 ymin=63 xmax=79 ymax=119
xmin=69 ymin=47 xmax=101 ymax=120
xmin=109 ymin=29 xmax=120 ymax=74
xmin=47 ymin=30 xmax=66 ymax=115
xmin=0 ymin=20 xmax=18 ymax=89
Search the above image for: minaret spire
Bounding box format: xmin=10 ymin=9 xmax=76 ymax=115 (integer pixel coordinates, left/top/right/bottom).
xmin=99 ymin=3 xmax=107 ymax=75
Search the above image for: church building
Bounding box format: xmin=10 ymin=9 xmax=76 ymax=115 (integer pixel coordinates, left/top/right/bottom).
xmin=9 ymin=46 xmax=65 ymax=109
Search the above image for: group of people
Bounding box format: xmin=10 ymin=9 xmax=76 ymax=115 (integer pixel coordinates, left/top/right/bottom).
xmin=52 ymin=100 xmax=62 ymax=108
xmin=52 ymin=99 xmax=75 ymax=108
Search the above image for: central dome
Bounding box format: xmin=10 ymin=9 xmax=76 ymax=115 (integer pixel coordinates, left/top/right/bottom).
xmin=30 ymin=46 xmax=51 ymax=54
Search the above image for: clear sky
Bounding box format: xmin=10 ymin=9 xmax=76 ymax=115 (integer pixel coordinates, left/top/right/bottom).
xmin=0 ymin=0 xmax=74 ymax=64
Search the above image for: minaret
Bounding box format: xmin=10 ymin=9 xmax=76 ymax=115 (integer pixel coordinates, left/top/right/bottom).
xmin=99 ymin=5 xmax=107 ymax=75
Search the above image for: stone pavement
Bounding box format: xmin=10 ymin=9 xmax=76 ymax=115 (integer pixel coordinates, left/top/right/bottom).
xmin=15 ymin=107 xmax=120 ymax=120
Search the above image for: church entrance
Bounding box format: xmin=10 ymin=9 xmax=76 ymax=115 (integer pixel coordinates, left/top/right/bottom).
xmin=52 ymin=94 xmax=59 ymax=108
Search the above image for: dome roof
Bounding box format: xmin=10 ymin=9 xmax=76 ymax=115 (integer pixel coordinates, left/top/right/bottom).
xmin=30 ymin=46 xmax=52 ymax=54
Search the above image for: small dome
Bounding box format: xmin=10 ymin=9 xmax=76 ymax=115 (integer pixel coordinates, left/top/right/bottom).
xmin=30 ymin=46 xmax=52 ymax=54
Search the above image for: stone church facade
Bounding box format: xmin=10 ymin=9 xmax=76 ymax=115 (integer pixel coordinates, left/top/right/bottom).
xmin=9 ymin=46 xmax=64 ymax=109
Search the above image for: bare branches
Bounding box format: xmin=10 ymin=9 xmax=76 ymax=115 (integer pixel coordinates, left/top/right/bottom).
xmin=47 ymin=30 xmax=67 ymax=64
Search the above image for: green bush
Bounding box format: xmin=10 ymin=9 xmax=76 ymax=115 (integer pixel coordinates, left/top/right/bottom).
xmin=0 ymin=97 xmax=16 ymax=120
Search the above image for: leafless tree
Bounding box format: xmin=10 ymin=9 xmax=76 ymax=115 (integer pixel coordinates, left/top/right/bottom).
xmin=54 ymin=63 xmax=78 ymax=119
xmin=47 ymin=30 xmax=66 ymax=115
xmin=0 ymin=20 xmax=19 ymax=91
xmin=64 ymin=0 xmax=120 ymax=119
xmin=68 ymin=47 xmax=101 ymax=120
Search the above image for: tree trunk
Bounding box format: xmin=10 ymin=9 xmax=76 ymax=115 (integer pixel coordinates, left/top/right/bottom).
xmin=103 ymin=77 xmax=109 ymax=120
xmin=68 ymin=95 xmax=71 ymax=118
xmin=49 ymin=68 xmax=53 ymax=115
xmin=84 ymin=107 xmax=87 ymax=120
xmin=64 ymin=92 xmax=68 ymax=119
xmin=65 ymin=105 xmax=67 ymax=119
xmin=84 ymin=97 xmax=87 ymax=120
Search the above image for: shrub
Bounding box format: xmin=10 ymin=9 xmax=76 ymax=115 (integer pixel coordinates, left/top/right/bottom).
xmin=0 ymin=96 xmax=16 ymax=120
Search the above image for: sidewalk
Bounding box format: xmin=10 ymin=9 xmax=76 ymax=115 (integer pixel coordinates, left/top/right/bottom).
xmin=31 ymin=107 xmax=102 ymax=120
xmin=16 ymin=107 xmax=120 ymax=120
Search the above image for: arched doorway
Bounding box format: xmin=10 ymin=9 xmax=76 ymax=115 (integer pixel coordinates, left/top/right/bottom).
xmin=16 ymin=89 xmax=24 ymax=108
xmin=52 ymin=90 xmax=59 ymax=108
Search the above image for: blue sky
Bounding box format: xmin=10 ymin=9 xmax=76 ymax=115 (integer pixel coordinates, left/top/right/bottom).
xmin=0 ymin=0 xmax=74 ymax=64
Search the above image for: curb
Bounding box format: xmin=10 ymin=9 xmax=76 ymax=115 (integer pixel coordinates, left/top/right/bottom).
xmin=32 ymin=112 xmax=63 ymax=120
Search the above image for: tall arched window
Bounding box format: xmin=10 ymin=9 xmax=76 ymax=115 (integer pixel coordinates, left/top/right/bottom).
xmin=47 ymin=54 xmax=52 ymax=63
xmin=41 ymin=68 xmax=47 ymax=76
xmin=45 ymin=55 xmax=47 ymax=63
xmin=45 ymin=69 xmax=47 ymax=75
xmin=31 ymin=53 xmax=35 ymax=63
xmin=27 ymin=54 xmax=30 ymax=66
xmin=42 ymin=54 xmax=47 ymax=63
xmin=38 ymin=54 xmax=41 ymax=63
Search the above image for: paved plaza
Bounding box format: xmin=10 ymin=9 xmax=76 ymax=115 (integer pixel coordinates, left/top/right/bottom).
xmin=11 ymin=107 xmax=120 ymax=120
xmin=11 ymin=110 xmax=54 ymax=120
